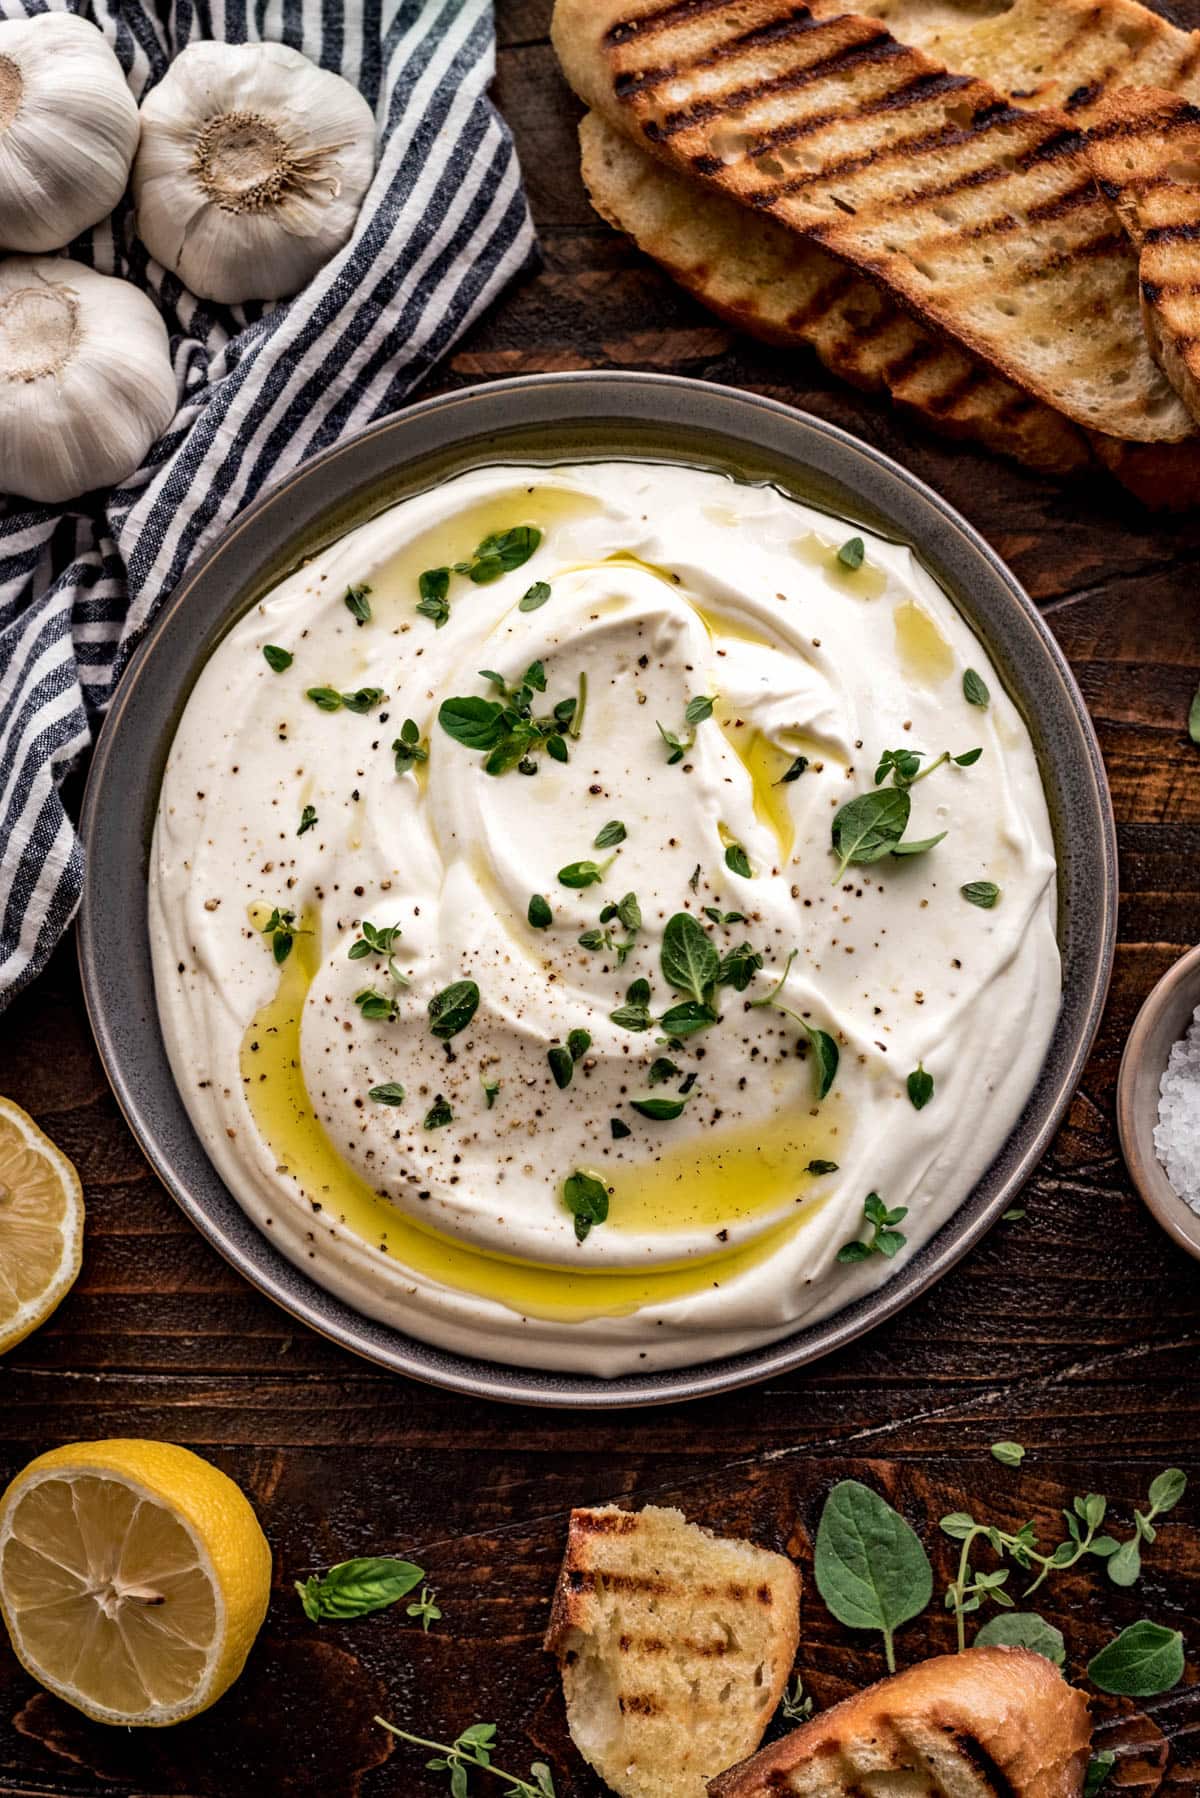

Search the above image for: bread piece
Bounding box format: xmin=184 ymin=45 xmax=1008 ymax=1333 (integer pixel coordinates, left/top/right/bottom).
xmin=580 ymin=109 xmax=1090 ymax=475
xmin=551 ymin=0 xmax=1194 ymax=442
xmin=708 ymin=1645 xmax=1092 ymax=1798
xmin=1087 ymin=88 xmax=1200 ymax=423
xmin=809 ymin=0 xmax=1200 ymax=126
xmin=544 ymin=1504 xmax=801 ymax=1798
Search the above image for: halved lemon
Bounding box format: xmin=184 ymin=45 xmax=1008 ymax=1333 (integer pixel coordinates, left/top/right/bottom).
xmin=0 ymin=1439 xmax=272 ymax=1725
xmin=0 ymin=1095 xmax=84 ymax=1354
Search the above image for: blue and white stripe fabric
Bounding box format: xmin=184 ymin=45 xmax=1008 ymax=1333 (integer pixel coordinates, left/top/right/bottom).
xmin=0 ymin=0 xmax=535 ymax=1010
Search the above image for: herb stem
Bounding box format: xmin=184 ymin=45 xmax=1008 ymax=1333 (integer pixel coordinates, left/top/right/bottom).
xmin=908 ymin=750 xmax=950 ymax=785
xmin=571 ymin=671 xmax=587 ymax=740
xmin=373 ymin=1719 xmax=547 ymax=1797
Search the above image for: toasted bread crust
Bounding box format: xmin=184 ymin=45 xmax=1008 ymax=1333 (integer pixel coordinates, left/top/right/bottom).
xmin=812 ymin=0 xmax=1200 ymax=126
xmin=551 ymin=0 xmax=1195 ymax=442
xmin=579 ymin=109 xmax=1091 ymax=475
xmin=707 ymin=1646 xmax=1092 ymax=1798
xmin=1086 ymin=87 xmax=1200 ymax=424
xmin=546 ymin=1505 xmax=801 ymax=1798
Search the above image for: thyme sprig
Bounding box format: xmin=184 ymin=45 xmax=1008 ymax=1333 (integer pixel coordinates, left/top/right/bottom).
xmin=375 ymin=1718 xmax=555 ymax=1796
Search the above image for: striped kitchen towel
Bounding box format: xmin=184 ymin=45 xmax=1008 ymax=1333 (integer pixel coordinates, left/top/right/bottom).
xmin=0 ymin=0 xmax=535 ymax=1011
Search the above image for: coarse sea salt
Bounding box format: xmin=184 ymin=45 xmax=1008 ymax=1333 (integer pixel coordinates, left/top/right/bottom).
xmin=1155 ymin=1002 xmax=1200 ymax=1215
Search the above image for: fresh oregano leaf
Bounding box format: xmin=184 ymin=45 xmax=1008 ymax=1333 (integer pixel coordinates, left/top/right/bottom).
xmin=1106 ymin=1536 xmax=1142 ymax=1587
xmin=296 ymin=1556 xmax=423 ymax=1622
xmin=1087 ymin=1620 xmax=1185 ymax=1696
xmin=562 ymin=1170 xmax=609 ymax=1242
xmin=661 ymin=912 xmax=718 ymax=1004
xmin=807 ymin=1159 xmax=838 ymax=1174
xmin=547 ymin=1046 xmax=574 ymax=1090
xmin=1149 ymin=1468 xmax=1187 ymax=1513
xmin=630 ymin=1095 xmax=687 ymax=1121
xmin=439 ymin=696 xmax=505 ymax=751
xmin=528 ymin=894 xmax=552 ymax=929
xmin=724 ymin=841 xmax=752 ymax=878
xmin=990 ymin=1441 xmax=1025 ymax=1468
xmin=814 ymin=1480 xmax=933 ymax=1672
xmin=263 ymin=644 xmax=293 ymax=672
xmin=906 ymin=1064 xmax=934 ymax=1109
xmin=368 ymin=1083 xmax=406 ymax=1106
xmin=974 ymin=1612 xmax=1065 ymax=1667
xmin=963 ymin=668 xmax=990 ymax=708
xmin=519 ymin=580 xmax=551 ymax=613
xmin=830 ymin=787 xmax=911 ymax=879
xmin=428 ymin=980 xmax=480 ymax=1040
xmin=837 ymin=535 xmax=865 ymax=570
xmin=423 ymin=1095 xmax=453 ymax=1129
xmin=962 ymin=880 xmax=1001 ymax=908
xmin=1084 ymin=1753 xmax=1116 ymax=1798
xmin=344 ymin=583 xmax=372 ymax=625
xmin=593 ymin=820 xmax=627 ymax=849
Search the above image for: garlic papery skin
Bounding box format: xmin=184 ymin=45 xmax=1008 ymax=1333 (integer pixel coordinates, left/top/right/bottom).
xmin=0 ymin=13 xmax=139 ymax=254
xmin=133 ymin=42 xmax=377 ymax=306
xmin=0 ymin=258 xmax=176 ymax=505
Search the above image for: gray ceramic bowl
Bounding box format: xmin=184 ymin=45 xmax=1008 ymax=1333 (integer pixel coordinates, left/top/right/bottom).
xmin=78 ymin=372 xmax=1117 ymax=1406
xmin=1118 ymin=942 xmax=1200 ymax=1263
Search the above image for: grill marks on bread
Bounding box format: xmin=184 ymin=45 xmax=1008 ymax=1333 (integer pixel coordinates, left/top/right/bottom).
xmin=578 ymin=109 xmax=1090 ymax=472
xmin=551 ymin=0 xmax=1196 ymax=439
xmin=544 ymin=1504 xmax=801 ymax=1798
xmin=1087 ymin=88 xmax=1200 ymax=422
xmin=706 ymin=1646 xmax=1092 ymax=1798
xmin=809 ymin=0 xmax=1200 ymax=126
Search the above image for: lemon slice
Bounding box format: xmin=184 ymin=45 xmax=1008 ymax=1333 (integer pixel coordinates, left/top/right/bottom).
xmin=0 ymin=1439 xmax=272 ymax=1725
xmin=0 ymin=1095 xmax=84 ymax=1354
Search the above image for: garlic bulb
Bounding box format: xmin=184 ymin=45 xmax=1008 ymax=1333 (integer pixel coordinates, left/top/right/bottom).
xmin=133 ymin=42 xmax=376 ymax=305
xmin=0 ymin=13 xmax=139 ymax=253
xmin=0 ymin=258 xmax=176 ymax=505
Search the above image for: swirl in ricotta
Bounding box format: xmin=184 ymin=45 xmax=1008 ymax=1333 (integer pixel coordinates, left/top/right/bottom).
xmin=150 ymin=462 xmax=1060 ymax=1374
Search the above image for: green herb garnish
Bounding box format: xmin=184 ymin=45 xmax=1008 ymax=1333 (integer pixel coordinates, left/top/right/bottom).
xmin=528 ymin=894 xmax=552 ymax=929
xmin=1088 ymin=1620 xmax=1185 ymax=1697
xmin=482 ymin=1078 xmax=500 ymax=1109
xmin=906 ymin=1063 xmax=933 ymax=1109
xmin=814 ymin=1479 xmax=932 ymax=1673
xmin=837 ymin=536 xmax=865 ymax=570
xmin=776 ymin=755 xmax=808 ymax=784
xmin=661 ymin=912 xmax=718 ymax=1004
xmin=724 ymin=841 xmax=752 ymax=878
xmin=593 ymin=820 xmax=626 ymax=849
xmin=716 ymin=942 xmax=763 ymax=992
xmin=974 ymin=1612 xmax=1064 ymax=1666
xmin=260 ymin=906 xmax=297 ymax=964
xmin=355 ymin=988 xmax=399 ymax=1022
xmin=349 ymin=920 xmax=410 ymax=1003
xmin=306 ymin=685 xmax=385 ymax=714
xmin=630 ymin=1094 xmax=687 ymax=1121
xmin=558 ymin=856 xmax=613 ymax=890
xmin=416 ymin=568 xmax=450 ymax=628
xmin=962 ymin=880 xmax=1001 ymax=908
xmin=428 ymin=980 xmax=480 ymax=1040
xmin=406 ymin=1586 xmax=442 ymax=1632
xmin=963 ymin=668 xmax=990 ymax=708
xmin=344 ymin=583 xmax=372 ymax=625
xmin=374 ymin=1719 xmax=555 ymax=1798
xmin=1084 ymin=1753 xmax=1116 ymax=1798
xmin=611 ymin=976 xmax=653 ymax=1032
xmin=297 ymin=1556 xmax=423 ymax=1622
xmin=519 ymin=580 xmax=552 ymax=613
xmin=749 ymin=950 xmax=839 ymax=1099
xmin=657 ymin=693 xmax=716 ymax=764
xmin=392 ymin=719 xmax=428 ymax=775
xmin=779 ymin=1676 xmax=814 ymax=1723
xmin=829 ymin=786 xmax=911 ymax=879
xmin=438 ymin=661 xmax=581 ymax=775
xmin=368 ymin=1083 xmax=406 ymax=1106
xmin=424 ymin=1096 xmax=453 ymax=1129
xmin=807 ymin=1159 xmax=838 ymax=1174
xmin=263 ymin=644 xmax=292 ymax=673
xmin=991 ymin=1440 xmax=1025 ymax=1468
xmin=836 ymin=1191 xmax=908 ymax=1263
xmin=297 ymin=804 xmax=318 ymax=836
xmin=548 ymin=1046 xmax=573 ymax=1089
xmin=610 ymin=1117 xmax=631 ymax=1139
xmin=562 ymin=1170 xmax=609 ymax=1243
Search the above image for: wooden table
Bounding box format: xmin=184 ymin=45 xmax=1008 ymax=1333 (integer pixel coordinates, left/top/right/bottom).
xmin=3 ymin=4 xmax=1200 ymax=1792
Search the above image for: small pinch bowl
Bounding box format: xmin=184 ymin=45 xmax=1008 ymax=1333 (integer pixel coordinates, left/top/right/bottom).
xmin=1118 ymin=941 xmax=1200 ymax=1264
xmin=78 ymin=371 xmax=1117 ymax=1407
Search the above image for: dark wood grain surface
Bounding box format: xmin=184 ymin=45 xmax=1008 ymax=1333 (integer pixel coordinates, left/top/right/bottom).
xmin=3 ymin=4 xmax=1200 ymax=1792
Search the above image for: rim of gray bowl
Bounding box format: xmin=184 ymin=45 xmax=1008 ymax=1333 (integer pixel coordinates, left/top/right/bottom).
xmin=77 ymin=370 xmax=1117 ymax=1408
xmin=1117 ymin=940 xmax=1200 ymax=1263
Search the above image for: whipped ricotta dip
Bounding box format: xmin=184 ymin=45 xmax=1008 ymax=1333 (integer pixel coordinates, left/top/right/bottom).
xmin=150 ymin=461 xmax=1061 ymax=1375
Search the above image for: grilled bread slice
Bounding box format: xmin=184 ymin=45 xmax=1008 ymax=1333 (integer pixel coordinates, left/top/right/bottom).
xmin=1087 ymin=88 xmax=1200 ymax=424
xmin=551 ymin=0 xmax=1195 ymax=442
xmin=544 ymin=1504 xmax=801 ymax=1798
xmin=580 ymin=109 xmax=1090 ymax=474
xmin=708 ymin=1646 xmax=1092 ymax=1798
xmin=810 ymin=0 xmax=1200 ymax=126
